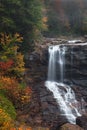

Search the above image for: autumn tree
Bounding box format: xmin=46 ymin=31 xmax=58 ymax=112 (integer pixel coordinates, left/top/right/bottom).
xmin=0 ymin=33 xmax=24 ymax=77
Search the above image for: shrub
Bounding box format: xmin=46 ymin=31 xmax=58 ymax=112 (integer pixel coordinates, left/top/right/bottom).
xmin=0 ymin=94 xmax=16 ymax=119
xmin=0 ymin=108 xmax=14 ymax=130
xmin=0 ymin=77 xmax=32 ymax=108
xmin=10 ymin=127 xmax=32 ymax=130
xmin=0 ymin=33 xmax=25 ymax=78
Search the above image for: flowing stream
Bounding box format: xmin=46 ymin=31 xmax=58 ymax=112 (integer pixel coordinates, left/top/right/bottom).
xmin=45 ymin=42 xmax=86 ymax=124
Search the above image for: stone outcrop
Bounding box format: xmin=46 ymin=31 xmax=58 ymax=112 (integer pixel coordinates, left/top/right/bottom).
xmin=25 ymin=48 xmax=48 ymax=87
xmin=63 ymin=44 xmax=87 ymax=87
xmin=76 ymin=115 xmax=87 ymax=130
xmin=59 ymin=123 xmax=83 ymax=130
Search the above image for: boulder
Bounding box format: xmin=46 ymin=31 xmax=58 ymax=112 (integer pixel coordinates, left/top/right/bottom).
xmin=50 ymin=117 xmax=68 ymax=130
xmin=59 ymin=123 xmax=83 ymax=130
xmin=76 ymin=115 xmax=87 ymax=130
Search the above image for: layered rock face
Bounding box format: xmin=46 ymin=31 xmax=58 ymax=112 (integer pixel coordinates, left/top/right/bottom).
xmin=25 ymin=39 xmax=87 ymax=129
xmin=61 ymin=44 xmax=87 ymax=87
xmin=25 ymin=48 xmax=48 ymax=86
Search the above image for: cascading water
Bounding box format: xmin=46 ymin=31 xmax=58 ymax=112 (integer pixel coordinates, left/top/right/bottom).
xmin=45 ymin=44 xmax=84 ymax=124
xmin=47 ymin=45 xmax=66 ymax=82
xmin=58 ymin=46 xmax=66 ymax=82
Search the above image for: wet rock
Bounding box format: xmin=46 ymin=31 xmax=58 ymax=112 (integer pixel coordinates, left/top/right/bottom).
xmin=59 ymin=123 xmax=83 ymax=130
xmin=84 ymin=35 xmax=87 ymax=40
xmin=76 ymin=115 xmax=87 ymax=130
xmin=50 ymin=117 xmax=68 ymax=130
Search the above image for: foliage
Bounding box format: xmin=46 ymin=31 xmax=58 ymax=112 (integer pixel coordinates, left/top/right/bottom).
xmin=44 ymin=0 xmax=87 ymax=36
xmin=0 ymin=77 xmax=32 ymax=108
xmin=0 ymin=31 xmax=32 ymax=129
xmin=20 ymin=86 xmax=32 ymax=105
xmin=0 ymin=33 xmax=25 ymax=78
xmin=0 ymin=0 xmax=43 ymax=52
xmin=0 ymin=76 xmax=32 ymax=129
xmin=0 ymin=108 xmax=14 ymax=130
xmin=10 ymin=127 xmax=32 ymax=130
xmin=13 ymin=52 xmax=25 ymax=77
xmin=0 ymin=59 xmax=14 ymax=70
xmin=0 ymin=0 xmax=42 ymax=129
xmin=0 ymin=93 xmax=16 ymax=119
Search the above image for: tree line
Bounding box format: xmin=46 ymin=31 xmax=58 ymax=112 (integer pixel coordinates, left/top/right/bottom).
xmin=0 ymin=0 xmax=87 ymax=50
xmin=44 ymin=0 xmax=87 ymax=37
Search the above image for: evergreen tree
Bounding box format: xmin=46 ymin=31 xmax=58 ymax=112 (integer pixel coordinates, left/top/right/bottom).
xmin=0 ymin=0 xmax=43 ymax=52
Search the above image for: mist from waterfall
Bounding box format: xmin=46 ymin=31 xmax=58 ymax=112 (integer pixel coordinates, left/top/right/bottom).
xmin=45 ymin=44 xmax=84 ymax=124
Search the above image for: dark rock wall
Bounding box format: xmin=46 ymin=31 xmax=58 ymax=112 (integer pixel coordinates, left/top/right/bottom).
xmin=52 ymin=44 xmax=87 ymax=87
xmin=25 ymin=49 xmax=48 ymax=86
xmin=64 ymin=45 xmax=87 ymax=87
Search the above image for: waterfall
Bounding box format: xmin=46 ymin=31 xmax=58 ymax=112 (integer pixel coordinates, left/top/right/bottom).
xmin=45 ymin=44 xmax=83 ymax=124
xmin=47 ymin=46 xmax=57 ymax=81
xmin=48 ymin=45 xmax=66 ymax=82
xmin=58 ymin=46 xmax=66 ymax=82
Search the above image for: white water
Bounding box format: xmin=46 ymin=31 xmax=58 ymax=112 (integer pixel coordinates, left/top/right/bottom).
xmin=58 ymin=46 xmax=66 ymax=82
xmin=68 ymin=40 xmax=82 ymax=43
xmin=45 ymin=44 xmax=83 ymax=124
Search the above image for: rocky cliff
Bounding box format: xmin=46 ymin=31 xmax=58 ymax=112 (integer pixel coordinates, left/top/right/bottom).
xmin=24 ymin=38 xmax=87 ymax=130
